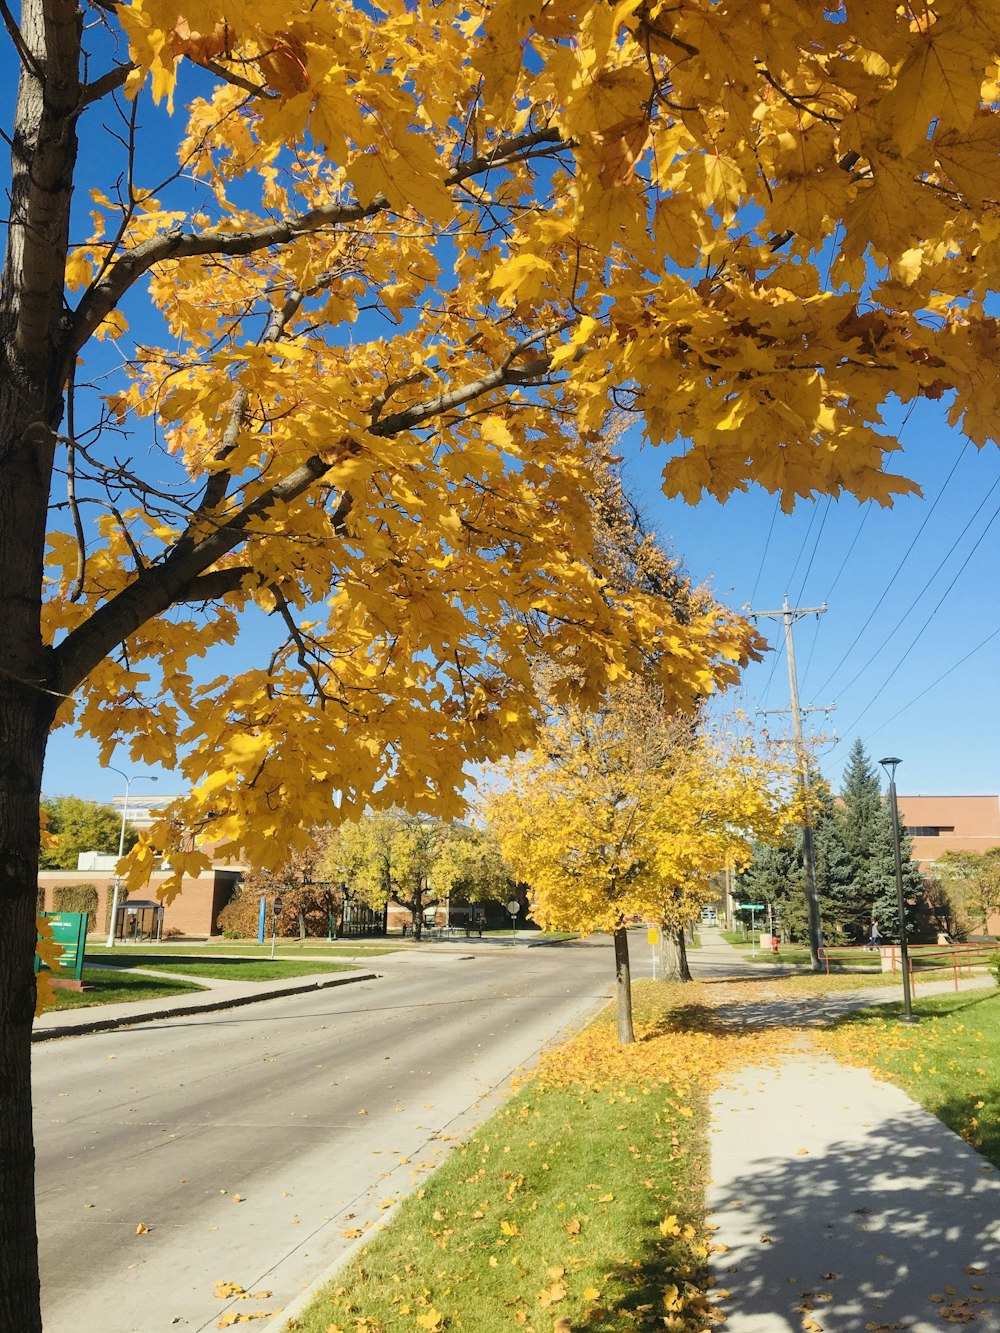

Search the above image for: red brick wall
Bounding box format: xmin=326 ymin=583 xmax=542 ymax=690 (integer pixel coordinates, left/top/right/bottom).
xmin=37 ymin=872 xmax=221 ymax=936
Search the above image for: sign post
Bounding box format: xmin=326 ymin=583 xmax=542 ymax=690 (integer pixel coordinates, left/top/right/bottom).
xmin=271 ymin=895 xmax=283 ymax=960
xmin=506 ymin=898 xmax=520 ymax=940
xmin=647 ymin=925 xmax=660 ymax=980
xmin=740 ymin=903 xmax=764 ymax=956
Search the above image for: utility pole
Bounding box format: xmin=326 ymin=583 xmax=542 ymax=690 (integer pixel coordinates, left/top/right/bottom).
xmin=751 ymin=594 xmax=833 ymax=972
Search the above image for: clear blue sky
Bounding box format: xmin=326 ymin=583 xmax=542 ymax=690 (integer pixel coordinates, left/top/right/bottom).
xmin=624 ymin=395 xmax=1000 ymax=799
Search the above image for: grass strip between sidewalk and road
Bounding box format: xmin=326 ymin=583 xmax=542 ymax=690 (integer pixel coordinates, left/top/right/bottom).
xmin=289 ymin=980 xmax=797 ymax=1333
xmin=819 ymin=988 xmax=1000 ymax=1169
xmin=85 ymin=954 xmax=357 ymax=982
xmin=48 ymin=968 xmax=207 ymax=1010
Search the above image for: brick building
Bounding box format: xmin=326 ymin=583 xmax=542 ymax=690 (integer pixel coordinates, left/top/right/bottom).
xmin=897 ymin=794 xmax=1000 ymax=935
xmin=38 ymin=792 xmax=246 ymax=937
xmin=37 ymin=864 xmax=245 ymax=938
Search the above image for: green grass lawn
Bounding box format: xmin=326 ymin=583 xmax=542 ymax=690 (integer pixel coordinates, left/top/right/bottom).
xmin=45 ymin=968 xmax=207 ymax=1011
xmin=86 ymin=953 xmax=357 ymax=982
xmin=821 ymin=989 xmax=1000 ymax=1168
xmin=292 ymin=983 xmax=728 ymax=1333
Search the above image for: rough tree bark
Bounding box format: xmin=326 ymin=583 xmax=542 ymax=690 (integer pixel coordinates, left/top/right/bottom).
xmin=657 ymin=927 xmax=692 ymax=982
xmin=612 ymin=926 xmax=635 ymax=1044
xmin=0 ymin=689 xmax=56 ymax=1333
xmin=1 ymin=0 xmax=82 ymax=1324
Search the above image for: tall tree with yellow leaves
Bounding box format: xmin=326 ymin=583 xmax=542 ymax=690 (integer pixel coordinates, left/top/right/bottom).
xmin=3 ymin=1 xmax=1000 ymax=1324
xmin=487 ymin=687 xmax=795 ymax=1043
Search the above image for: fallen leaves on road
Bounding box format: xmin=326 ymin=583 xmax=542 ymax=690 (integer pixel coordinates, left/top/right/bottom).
xmin=213 ymin=1282 xmax=273 ymax=1301
xmin=216 ymin=1313 xmax=277 ymax=1327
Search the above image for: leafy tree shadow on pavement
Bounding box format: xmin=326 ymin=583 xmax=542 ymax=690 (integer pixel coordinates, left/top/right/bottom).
xmin=703 ymin=1104 xmax=1000 ymax=1330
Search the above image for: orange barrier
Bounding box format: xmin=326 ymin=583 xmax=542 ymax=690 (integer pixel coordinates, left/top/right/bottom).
xmin=818 ymin=941 xmax=995 ymax=993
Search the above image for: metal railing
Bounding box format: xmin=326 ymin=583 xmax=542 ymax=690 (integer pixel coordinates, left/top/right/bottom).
xmin=818 ymin=941 xmax=996 ymax=993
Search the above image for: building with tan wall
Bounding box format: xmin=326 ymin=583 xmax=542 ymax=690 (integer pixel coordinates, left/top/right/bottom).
xmin=897 ymin=794 xmax=1000 ymax=935
xmin=38 ymin=865 xmax=244 ymax=938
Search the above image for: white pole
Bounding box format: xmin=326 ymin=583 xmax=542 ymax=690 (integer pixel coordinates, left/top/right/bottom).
xmin=105 ymin=770 xmax=157 ymax=947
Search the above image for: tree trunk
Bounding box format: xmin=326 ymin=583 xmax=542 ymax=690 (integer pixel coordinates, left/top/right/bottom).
xmin=612 ymin=926 xmax=635 ymax=1045
xmin=0 ymin=0 xmax=79 ymax=1293
xmin=0 ymin=681 xmax=56 ymax=1333
xmin=658 ymin=927 xmax=692 ymax=981
xmin=411 ymin=881 xmax=423 ymax=941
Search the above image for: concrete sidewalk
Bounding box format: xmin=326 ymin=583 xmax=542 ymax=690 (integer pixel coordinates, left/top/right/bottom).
xmin=695 ymin=930 xmax=1000 ymax=1330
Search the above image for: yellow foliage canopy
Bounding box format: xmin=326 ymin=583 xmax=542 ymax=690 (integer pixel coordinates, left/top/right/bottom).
xmin=29 ymin=0 xmax=1000 ymax=890
xmin=487 ymin=688 xmax=796 ymax=935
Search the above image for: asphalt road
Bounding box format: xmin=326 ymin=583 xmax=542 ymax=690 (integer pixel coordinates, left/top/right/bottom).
xmin=34 ymin=939 xmax=633 ymax=1332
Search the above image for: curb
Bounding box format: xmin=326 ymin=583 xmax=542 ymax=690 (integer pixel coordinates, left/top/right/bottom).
xmin=254 ymin=976 xmax=608 ymax=1333
xmin=258 ymin=1203 xmax=402 ymax=1333
xmin=31 ymin=971 xmax=379 ymax=1042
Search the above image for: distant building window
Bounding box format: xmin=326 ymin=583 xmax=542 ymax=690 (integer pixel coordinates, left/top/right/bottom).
xmin=904 ymin=826 xmax=955 ymax=837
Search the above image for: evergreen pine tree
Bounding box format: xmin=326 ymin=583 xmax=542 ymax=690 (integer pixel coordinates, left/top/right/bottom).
xmin=864 ymin=790 xmax=926 ymax=940
xmin=812 ymin=784 xmax=860 ymax=942
xmin=835 ymin=738 xmax=886 ymax=936
xmin=837 ymin=739 xmax=883 ymax=867
xmin=737 ymin=838 xmax=806 ymax=940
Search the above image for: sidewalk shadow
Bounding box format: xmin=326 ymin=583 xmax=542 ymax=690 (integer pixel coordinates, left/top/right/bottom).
xmin=705 ymin=1105 xmax=1000 ymax=1329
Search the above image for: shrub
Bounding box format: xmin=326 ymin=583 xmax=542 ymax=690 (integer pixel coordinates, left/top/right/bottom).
xmin=52 ymin=884 xmax=99 ymax=931
xmin=989 ymin=951 xmax=1000 ymax=988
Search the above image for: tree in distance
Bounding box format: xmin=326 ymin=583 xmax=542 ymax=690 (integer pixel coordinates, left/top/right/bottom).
xmin=324 ymin=812 xmax=511 ymax=941
xmin=217 ymin=831 xmax=335 ymax=939
xmin=4 ymin=3 xmax=1000 ymax=1327
xmin=928 ymin=848 xmax=1000 ymax=938
xmin=39 ymin=795 xmax=137 ymax=871
xmin=738 ymin=742 xmax=928 ymax=944
xmin=487 ymin=684 xmax=796 ymax=1043
xmin=737 ymin=774 xmax=857 ymax=944
xmin=837 ymin=740 xmax=926 ymax=941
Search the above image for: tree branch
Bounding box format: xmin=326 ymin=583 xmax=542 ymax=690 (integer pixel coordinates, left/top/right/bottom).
xmin=0 ymin=0 xmax=43 ymax=79
xmin=80 ymin=61 xmax=134 ymax=106
xmin=52 ymin=334 xmax=568 ymax=693
xmin=64 ymin=127 xmax=565 ymax=372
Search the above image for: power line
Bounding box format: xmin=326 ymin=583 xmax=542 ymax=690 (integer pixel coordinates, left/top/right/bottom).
xmin=793 ymin=496 xmax=831 ymax=606
xmin=832 ymin=473 xmax=1000 ymax=702
xmin=812 ymin=439 xmax=971 ymax=698
xmin=784 ymin=500 xmax=820 ymax=604
xmin=749 ymin=496 xmax=780 ymax=606
xmin=862 ymin=623 xmax=1000 ymax=746
xmin=821 ymin=502 xmax=870 ymax=604
xmin=833 ymin=492 xmax=1000 ymax=740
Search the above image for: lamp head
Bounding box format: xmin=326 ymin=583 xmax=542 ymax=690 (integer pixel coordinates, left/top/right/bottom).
xmin=879 ymin=756 xmax=902 ymax=781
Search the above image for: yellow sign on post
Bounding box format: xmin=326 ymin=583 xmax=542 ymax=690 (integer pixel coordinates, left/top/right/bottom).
xmin=647 ymin=926 xmax=660 ymax=944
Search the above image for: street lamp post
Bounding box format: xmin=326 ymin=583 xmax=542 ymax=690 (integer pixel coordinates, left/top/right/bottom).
xmin=878 ymin=757 xmax=918 ymax=1024
xmin=105 ymin=770 xmax=158 ymax=947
